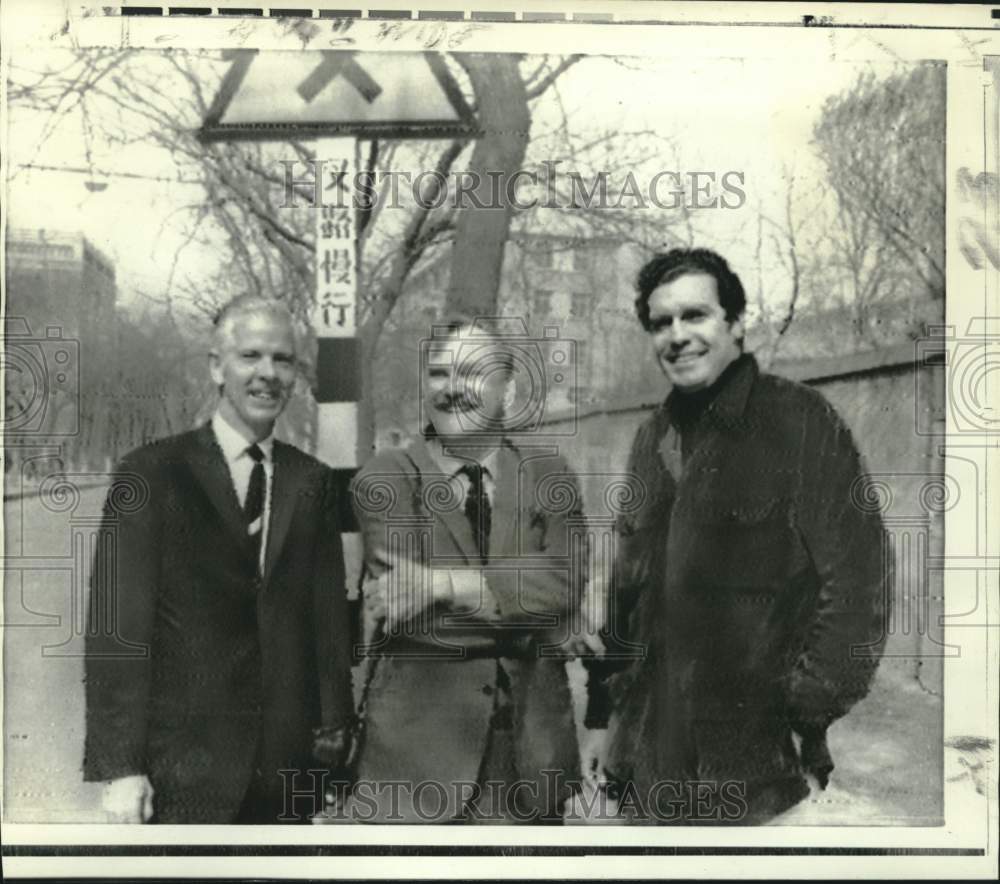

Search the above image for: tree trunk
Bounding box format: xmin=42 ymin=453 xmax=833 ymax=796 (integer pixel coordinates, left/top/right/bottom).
xmin=445 ymin=54 xmax=531 ymax=316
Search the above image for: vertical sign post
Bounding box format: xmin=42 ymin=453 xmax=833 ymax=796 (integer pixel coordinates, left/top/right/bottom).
xmin=313 ymin=137 xmax=361 ymax=470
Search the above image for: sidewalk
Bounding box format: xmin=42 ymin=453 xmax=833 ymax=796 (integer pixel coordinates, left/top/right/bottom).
xmin=3 ymin=487 xmax=944 ymax=825
xmin=564 ymin=657 xmax=943 ymax=826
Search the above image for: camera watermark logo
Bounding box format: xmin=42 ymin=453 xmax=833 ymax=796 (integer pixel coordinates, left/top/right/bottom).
xmin=351 ymin=462 xmax=650 ymax=660
xmin=1 ymin=469 xmax=152 ymax=658
xmin=850 ymin=470 xmax=963 ymax=658
xmin=915 ymin=321 xmax=999 ymax=435
xmin=2 ymin=317 xmax=80 ymax=436
xmin=419 ymin=316 xmax=577 ymax=437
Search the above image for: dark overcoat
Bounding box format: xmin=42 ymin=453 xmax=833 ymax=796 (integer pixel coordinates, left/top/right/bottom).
xmin=348 ymin=438 xmax=583 ymax=822
xmin=84 ymin=423 xmax=354 ymax=823
xmin=598 ymin=355 xmax=888 ymax=824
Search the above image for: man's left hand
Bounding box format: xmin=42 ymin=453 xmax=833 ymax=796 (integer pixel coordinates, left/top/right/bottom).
xmin=312 ymin=725 xmax=351 ymax=770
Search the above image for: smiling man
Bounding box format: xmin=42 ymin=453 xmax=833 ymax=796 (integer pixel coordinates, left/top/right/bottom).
xmin=583 ymin=248 xmax=890 ymax=824
xmin=84 ymin=295 xmax=354 ymax=824
xmin=345 ymin=316 xmax=584 ymax=824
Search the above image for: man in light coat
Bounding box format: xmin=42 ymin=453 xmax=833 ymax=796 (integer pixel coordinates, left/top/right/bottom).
xmin=346 ymin=317 xmax=585 ymax=823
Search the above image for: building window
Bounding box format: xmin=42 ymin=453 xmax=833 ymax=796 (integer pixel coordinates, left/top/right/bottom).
xmin=533 ymin=289 xmax=553 ymax=317
xmin=552 ymin=249 xmax=575 ymax=271
xmin=571 ymin=291 xmax=591 ymax=319
xmin=531 ymin=249 xmax=555 ymax=269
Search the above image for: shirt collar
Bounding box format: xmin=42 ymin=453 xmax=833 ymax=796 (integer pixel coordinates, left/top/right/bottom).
xmin=661 ymin=352 xmax=758 ymax=431
xmin=212 ymin=410 xmax=274 ymax=465
xmin=426 ymin=435 xmax=499 ymax=479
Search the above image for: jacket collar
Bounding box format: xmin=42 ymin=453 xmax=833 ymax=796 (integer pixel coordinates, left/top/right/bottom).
xmin=404 ymin=434 xmax=519 ymax=563
xmin=263 ymin=439 xmax=310 ymax=583
xmin=404 ymin=436 xmax=479 ymax=561
xmin=186 ymin=423 xmax=255 ymax=562
xmin=661 ymin=352 xmax=758 ymax=432
xmin=211 ymin=410 xmax=275 ymax=466
xmin=185 ymin=423 xmax=306 ymax=583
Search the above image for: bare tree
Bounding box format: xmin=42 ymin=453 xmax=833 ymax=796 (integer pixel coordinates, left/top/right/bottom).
xmin=741 ymin=166 xmax=830 ymax=367
xmin=813 ymin=63 xmax=945 ymax=302
xmin=8 ymin=48 xmax=590 ymax=454
xmin=757 ymin=170 xmax=813 ymax=365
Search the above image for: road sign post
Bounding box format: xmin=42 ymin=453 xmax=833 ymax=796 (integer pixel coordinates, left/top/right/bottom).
xmin=312 ymin=136 xmax=360 ymax=470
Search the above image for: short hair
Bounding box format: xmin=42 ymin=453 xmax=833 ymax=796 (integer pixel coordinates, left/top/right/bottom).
xmin=211 ymin=295 xmax=296 ymax=352
xmin=634 ymin=248 xmax=747 ymax=330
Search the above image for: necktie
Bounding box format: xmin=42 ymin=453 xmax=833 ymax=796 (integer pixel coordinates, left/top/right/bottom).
xmin=245 ymin=443 xmax=265 ymax=567
xmin=458 ymin=463 xmax=491 ymax=561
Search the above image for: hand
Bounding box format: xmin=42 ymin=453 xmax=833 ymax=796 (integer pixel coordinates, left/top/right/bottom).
xmin=796 ymin=724 xmax=834 ymax=790
xmin=560 ymin=628 xmax=606 ymax=658
xmin=312 ymin=725 xmax=351 ymax=770
xmin=361 ymin=574 xmax=387 ymax=648
xmin=579 ymin=728 xmax=608 ymax=788
xmin=101 ymin=774 xmax=154 ymax=823
xmin=367 ymin=559 xmax=445 ymax=633
xmin=447 ymin=570 xmax=496 ymax=617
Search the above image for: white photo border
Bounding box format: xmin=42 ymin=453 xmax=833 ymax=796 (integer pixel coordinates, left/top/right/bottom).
xmin=1 ymin=0 xmax=997 ymax=879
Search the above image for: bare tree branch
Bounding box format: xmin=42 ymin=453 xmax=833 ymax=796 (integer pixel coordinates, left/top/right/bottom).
xmin=525 ymin=55 xmax=583 ymax=100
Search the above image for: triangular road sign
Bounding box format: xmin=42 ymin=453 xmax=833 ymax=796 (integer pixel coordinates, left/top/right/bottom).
xmin=199 ymin=50 xmax=479 ymax=142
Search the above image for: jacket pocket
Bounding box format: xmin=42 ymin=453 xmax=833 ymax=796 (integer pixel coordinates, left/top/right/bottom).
xmin=689 ymin=499 xmax=807 ymax=590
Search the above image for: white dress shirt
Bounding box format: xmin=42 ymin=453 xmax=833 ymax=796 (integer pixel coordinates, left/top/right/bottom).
xmin=427 ymin=438 xmax=498 ymax=507
xmin=212 ymin=411 xmax=274 ymax=571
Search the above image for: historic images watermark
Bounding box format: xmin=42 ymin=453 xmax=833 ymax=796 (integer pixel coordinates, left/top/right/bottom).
xmin=279 ymin=160 xmax=747 ymax=212
xmin=278 ymin=769 xmax=750 ymax=824
xmin=1 ymin=317 xmax=80 ymax=438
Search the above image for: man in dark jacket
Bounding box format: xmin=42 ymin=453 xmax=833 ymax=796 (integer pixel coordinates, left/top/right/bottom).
xmin=585 ymin=248 xmax=889 ymax=824
xmin=84 ymin=296 xmax=354 ymax=824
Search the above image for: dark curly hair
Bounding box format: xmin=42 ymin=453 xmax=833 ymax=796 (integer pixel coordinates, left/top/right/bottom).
xmin=634 ymin=248 xmax=747 ymax=331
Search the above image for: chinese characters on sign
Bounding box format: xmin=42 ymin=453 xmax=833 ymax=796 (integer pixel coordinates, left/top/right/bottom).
xmin=314 ymin=137 xmax=357 ymax=337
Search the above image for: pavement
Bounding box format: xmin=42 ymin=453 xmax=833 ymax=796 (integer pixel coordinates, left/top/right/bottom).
xmin=561 ymin=657 xmax=942 ymax=826
xmin=3 ymin=486 xmax=943 ymax=825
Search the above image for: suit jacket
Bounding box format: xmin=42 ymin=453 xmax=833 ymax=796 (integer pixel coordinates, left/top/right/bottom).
xmin=591 ymin=354 xmax=889 ymax=824
xmin=83 ymin=423 xmax=354 ymax=823
xmin=348 ymin=437 xmax=583 ymax=822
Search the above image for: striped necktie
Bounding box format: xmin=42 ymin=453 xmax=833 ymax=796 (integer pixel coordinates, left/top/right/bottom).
xmin=245 ymin=443 xmax=265 ymax=567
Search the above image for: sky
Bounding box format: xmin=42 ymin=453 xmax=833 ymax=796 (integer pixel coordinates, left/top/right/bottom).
xmin=4 ymin=48 xmax=898 ymax=314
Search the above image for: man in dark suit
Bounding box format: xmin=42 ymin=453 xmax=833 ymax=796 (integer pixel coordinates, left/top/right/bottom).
xmin=584 ymin=248 xmax=889 ymax=824
xmin=344 ymin=317 xmax=584 ymax=823
xmin=84 ymin=295 xmax=354 ymax=824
